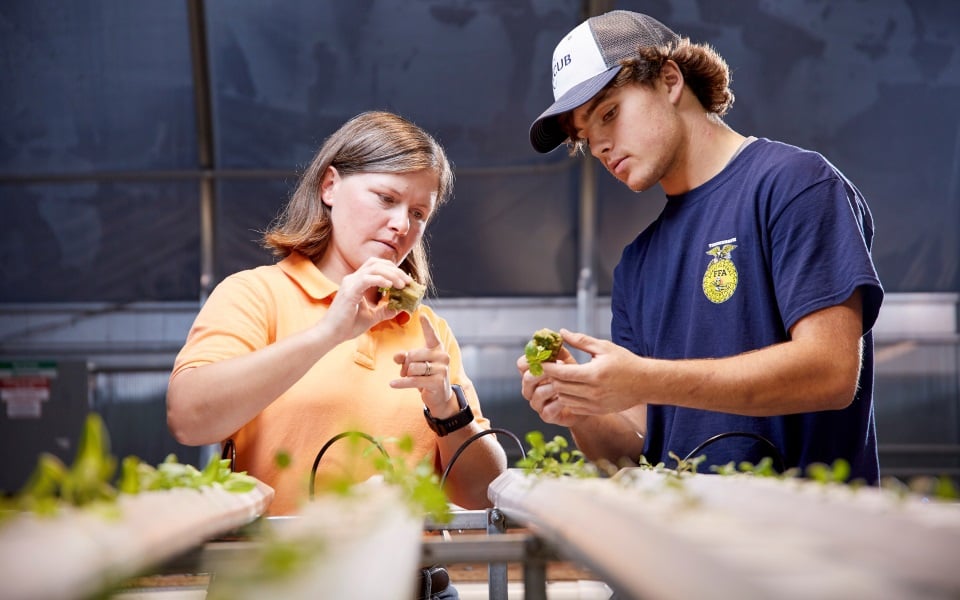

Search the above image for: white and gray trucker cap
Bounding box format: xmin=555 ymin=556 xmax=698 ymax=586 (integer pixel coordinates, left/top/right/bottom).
xmin=529 ymin=10 xmax=680 ymax=153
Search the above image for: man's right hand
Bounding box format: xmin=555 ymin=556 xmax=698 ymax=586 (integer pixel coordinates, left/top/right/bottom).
xmin=517 ymin=343 xmax=585 ymax=427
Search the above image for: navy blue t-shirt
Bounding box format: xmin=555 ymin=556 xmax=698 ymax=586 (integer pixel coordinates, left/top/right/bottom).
xmin=611 ymin=138 xmax=884 ymax=483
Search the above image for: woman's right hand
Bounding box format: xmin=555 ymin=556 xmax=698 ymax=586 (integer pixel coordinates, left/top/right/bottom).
xmin=320 ymin=257 xmax=412 ymax=342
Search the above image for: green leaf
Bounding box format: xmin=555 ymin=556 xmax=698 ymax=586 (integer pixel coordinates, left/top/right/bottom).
xmin=274 ymin=450 xmax=292 ymax=469
xmin=118 ymin=456 xmax=142 ymax=494
xmin=517 ymin=431 xmax=596 ymax=479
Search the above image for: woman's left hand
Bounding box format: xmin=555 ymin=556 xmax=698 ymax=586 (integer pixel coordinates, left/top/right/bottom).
xmin=390 ymin=315 xmax=458 ymax=418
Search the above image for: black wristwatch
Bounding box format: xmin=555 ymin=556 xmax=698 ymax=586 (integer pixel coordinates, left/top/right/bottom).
xmin=423 ymin=384 xmax=474 ymax=437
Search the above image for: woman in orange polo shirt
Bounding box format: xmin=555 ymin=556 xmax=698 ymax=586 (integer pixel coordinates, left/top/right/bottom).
xmin=167 ymin=111 xmax=507 ymax=517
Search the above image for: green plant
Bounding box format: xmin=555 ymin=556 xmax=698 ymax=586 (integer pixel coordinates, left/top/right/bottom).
xmin=805 ymin=459 xmax=852 ymax=485
xmin=207 ymin=433 xmax=450 ymax=598
xmin=524 ymin=329 xmax=563 ymax=376
xmin=711 ymin=456 xmax=799 ymax=478
xmin=311 ymin=432 xmax=451 ymax=524
xmin=371 ymin=435 xmax=451 ymax=524
xmin=274 ymin=449 xmax=292 ymax=469
xmin=1 ymin=413 xmax=258 ymax=522
xmin=666 ymin=451 xmax=706 ymax=475
xmin=882 ymin=474 xmax=959 ymax=502
xmin=516 ymin=431 xmax=597 ymax=478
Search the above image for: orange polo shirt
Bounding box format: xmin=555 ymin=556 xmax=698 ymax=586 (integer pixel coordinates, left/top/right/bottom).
xmin=171 ymin=252 xmax=489 ymax=515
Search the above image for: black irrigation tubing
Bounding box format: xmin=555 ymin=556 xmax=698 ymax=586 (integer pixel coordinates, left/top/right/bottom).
xmin=682 ymin=431 xmax=786 ymax=473
xmin=440 ymin=428 xmax=526 ymax=487
xmin=309 ymin=431 xmax=389 ymax=499
xmin=220 ymin=438 xmax=236 ymax=472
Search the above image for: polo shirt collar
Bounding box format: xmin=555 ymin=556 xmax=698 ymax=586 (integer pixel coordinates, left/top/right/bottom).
xmin=278 ymin=251 xmax=336 ymax=300
xmin=277 ymin=251 xmax=412 ymax=326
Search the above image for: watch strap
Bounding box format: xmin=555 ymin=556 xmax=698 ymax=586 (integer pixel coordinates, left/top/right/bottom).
xmin=423 ymin=384 xmax=474 ymax=437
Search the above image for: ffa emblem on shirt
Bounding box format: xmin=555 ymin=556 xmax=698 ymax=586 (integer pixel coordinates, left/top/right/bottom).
xmin=702 ymin=240 xmax=738 ymax=304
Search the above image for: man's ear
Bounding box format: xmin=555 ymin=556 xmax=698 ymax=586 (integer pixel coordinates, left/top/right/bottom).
xmin=662 ymin=60 xmax=685 ymax=104
xmin=319 ymin=166 xmax=340 ymax=207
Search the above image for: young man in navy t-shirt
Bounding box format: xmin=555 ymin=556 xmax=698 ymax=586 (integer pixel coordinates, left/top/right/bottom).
xmin=518 ymin=10 xmax=883 ymax=483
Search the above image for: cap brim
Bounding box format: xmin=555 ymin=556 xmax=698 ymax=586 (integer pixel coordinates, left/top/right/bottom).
xmin=529 ymin=65 xmax=622 ymax=153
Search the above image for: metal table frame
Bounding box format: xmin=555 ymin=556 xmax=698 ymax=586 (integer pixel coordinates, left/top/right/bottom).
xmin=155 ymin=508 xmax=568 ymax=600
xmin=423 ymin=508 xmax=560 ymax=600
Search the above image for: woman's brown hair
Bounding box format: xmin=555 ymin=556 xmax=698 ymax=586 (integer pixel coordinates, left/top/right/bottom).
xmin=262 ymin=111 xmax=454 ymax=288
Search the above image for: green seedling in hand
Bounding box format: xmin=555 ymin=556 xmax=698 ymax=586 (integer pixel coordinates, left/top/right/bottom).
xmin=525 ymin=328 xmax=563 ymax=376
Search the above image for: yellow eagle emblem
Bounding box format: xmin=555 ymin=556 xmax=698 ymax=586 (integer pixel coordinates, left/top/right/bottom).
xmin=702 ymin=243 xmax=738 ymax=304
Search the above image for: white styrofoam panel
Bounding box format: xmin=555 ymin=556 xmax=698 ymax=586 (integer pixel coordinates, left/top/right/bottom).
xmin=488 ymin=468 xmax=960 ymax=600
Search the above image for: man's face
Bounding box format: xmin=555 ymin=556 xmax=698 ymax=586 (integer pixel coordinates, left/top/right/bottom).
xmin=569 ymin=80 xmax=680 ymax=192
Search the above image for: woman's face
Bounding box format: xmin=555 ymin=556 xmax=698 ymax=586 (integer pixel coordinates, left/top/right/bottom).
xmin=319 ymin=166 xmax=439 ymax=281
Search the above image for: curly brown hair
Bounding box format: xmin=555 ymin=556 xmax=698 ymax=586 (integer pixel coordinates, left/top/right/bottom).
xmin=559 ymin=38 xmax=735 ymax=154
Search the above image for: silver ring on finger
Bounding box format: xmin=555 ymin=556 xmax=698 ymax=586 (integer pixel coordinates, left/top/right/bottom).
xmin=424 ymin=361 xmax=432 ymax=377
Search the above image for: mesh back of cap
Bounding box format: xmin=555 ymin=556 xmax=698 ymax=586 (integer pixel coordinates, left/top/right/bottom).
xmin=591 ymin=11 xmax=680 ymax=67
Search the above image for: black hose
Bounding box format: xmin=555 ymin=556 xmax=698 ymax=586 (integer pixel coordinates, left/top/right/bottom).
xmin=682 ymin=431 xmax=785 ymax=473
xmin=220 ymin=438 xmax=236 ymax=472
xmin=309 ymin=431 xmax=389 ymax=499
xmin=440 ymin=428 xmax=526 ymax=487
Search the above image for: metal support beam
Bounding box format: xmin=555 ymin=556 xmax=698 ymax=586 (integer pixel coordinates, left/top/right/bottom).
xmin=186 ymin=0 xmax=217 ymax=304
xmin=575 ymin=0 xmax=614 ymax=339
xmin=488 ymin=508 xmax=509 ymax=600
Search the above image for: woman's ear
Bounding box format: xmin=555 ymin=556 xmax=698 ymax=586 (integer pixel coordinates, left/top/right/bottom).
xmin=319 ymin=166 xmax=340 ymax=207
